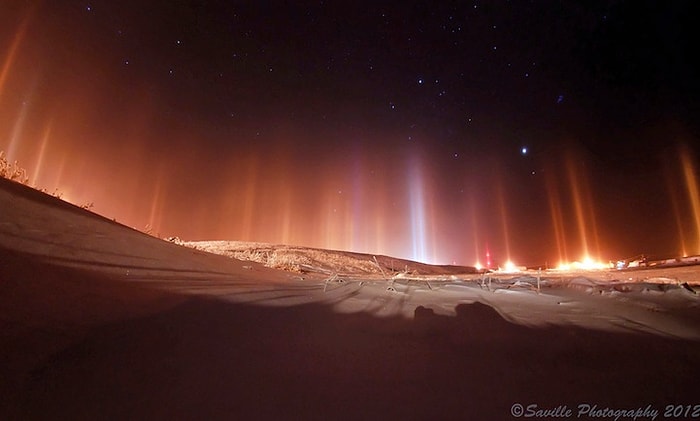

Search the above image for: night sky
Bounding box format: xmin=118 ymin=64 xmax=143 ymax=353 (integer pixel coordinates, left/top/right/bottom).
xmin=1 ymin=0 xmax=699 ymax=266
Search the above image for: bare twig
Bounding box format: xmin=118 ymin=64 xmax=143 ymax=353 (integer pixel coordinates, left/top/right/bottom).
xmin=372 ymin=256 xmax=390 ymax=282
xmin=323 ymin=273 xmax=338 ymax=292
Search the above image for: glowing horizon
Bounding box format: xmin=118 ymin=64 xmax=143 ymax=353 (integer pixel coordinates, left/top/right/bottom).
xmin=2 ymin=4 xmax=699 ymax=266
xmin=3 ymin=100 xmax=700 ymax=266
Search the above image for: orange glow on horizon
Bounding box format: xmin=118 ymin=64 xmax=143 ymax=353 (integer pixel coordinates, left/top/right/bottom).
xmin=555 ymin=257 xmax=610 ymax=272
xmin=7 ymin=118 xmax=692 ymax=267
xmin=500 ymin=260 xmax=519 ymax=273
xmin=1 ymin=4 xmax=697 ymax=267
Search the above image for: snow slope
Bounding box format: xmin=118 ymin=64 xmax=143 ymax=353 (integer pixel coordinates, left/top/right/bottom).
xmin=1 ymin=177 xmax=699 ymax=419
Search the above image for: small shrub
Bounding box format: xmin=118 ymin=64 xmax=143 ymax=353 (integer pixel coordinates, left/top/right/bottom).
xmin=0 ymin=150 xmax=97 ymax=210
xmin=0 ymin=151 xmax=29 ymax=185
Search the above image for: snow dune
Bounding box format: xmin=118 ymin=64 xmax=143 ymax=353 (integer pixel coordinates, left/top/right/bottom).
xmin=1 ymin=177 xmax=699 ymax=419
xmin=186 ymin=240 xmax=700 ymax=339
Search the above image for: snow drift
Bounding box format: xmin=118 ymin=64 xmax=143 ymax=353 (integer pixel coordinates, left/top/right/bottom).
xmin=1 ymin=177 xmax=699 ymax=419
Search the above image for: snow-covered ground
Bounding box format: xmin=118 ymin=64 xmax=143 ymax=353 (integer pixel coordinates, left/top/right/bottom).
xmin=183 ymin=240 xmax=700 ymax=340
xmin=1 ymin=177 xmax=699 ymax=419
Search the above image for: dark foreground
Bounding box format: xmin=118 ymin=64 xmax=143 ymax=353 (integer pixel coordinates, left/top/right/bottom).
xmin=2 ymin=248 xmax=699 ymax=420
xmin=1 ymin=177 xmax=699 ymax=420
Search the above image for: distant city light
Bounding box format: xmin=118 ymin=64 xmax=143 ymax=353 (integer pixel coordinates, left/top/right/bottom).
xmin=500 ymin=260 xmax=520 ymax=273
xmin=555 ymin=257 xmax=610 ymax=271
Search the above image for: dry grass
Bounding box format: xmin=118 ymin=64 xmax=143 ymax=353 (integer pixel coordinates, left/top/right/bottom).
xmin=183 ymin=241 xmax=390 ymax=275
xmin=183 ymin=241 xmax=480 ymax=277
xmin=0 ymin=151 xmax=29 ymax=185
xmin=1 ymin=150 xmax=98 ymax=213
